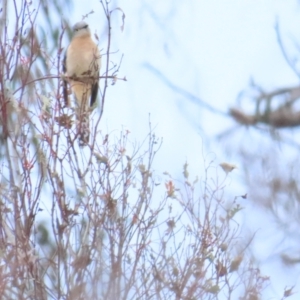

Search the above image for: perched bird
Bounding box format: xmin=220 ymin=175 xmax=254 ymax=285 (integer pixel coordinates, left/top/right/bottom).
xmin=63 ymin=21 xmax=101 ymax=146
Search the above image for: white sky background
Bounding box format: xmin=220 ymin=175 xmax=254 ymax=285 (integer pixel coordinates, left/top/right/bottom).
xmin=59 ymin=0 xmax=300 ymax=298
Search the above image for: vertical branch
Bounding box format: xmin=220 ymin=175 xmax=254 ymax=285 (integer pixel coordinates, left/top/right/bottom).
xmin=99 ymin=1 xmax=112 ymax=120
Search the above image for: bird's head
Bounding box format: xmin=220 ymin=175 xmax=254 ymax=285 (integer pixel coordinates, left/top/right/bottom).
xmin=72 ymin=21 xmax=91 ymax=37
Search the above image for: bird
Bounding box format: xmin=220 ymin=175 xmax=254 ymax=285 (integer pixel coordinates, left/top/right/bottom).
xmin=63 ymin=21 xmax=101 ymax=146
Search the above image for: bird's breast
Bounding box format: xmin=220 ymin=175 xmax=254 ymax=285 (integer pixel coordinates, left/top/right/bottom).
xmin=66 ymin=36 xmax=100 ymax=79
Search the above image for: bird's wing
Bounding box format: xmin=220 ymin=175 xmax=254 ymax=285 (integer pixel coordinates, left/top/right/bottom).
xmin=62 ymin=52 xmax=69 ymax=107
xmin=90 ymin=73 xmax=99 ymax=107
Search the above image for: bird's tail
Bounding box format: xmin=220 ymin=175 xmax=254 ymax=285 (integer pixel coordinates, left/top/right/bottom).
xmin=72 ymin=82 xmax=91 ymax=147
xmin=77 ymin=109 xmax=90 ymax=147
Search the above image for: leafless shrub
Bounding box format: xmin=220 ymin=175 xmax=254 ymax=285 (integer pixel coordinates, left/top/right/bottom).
xmin=0 ymin=1 xmax=271 ymax=299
